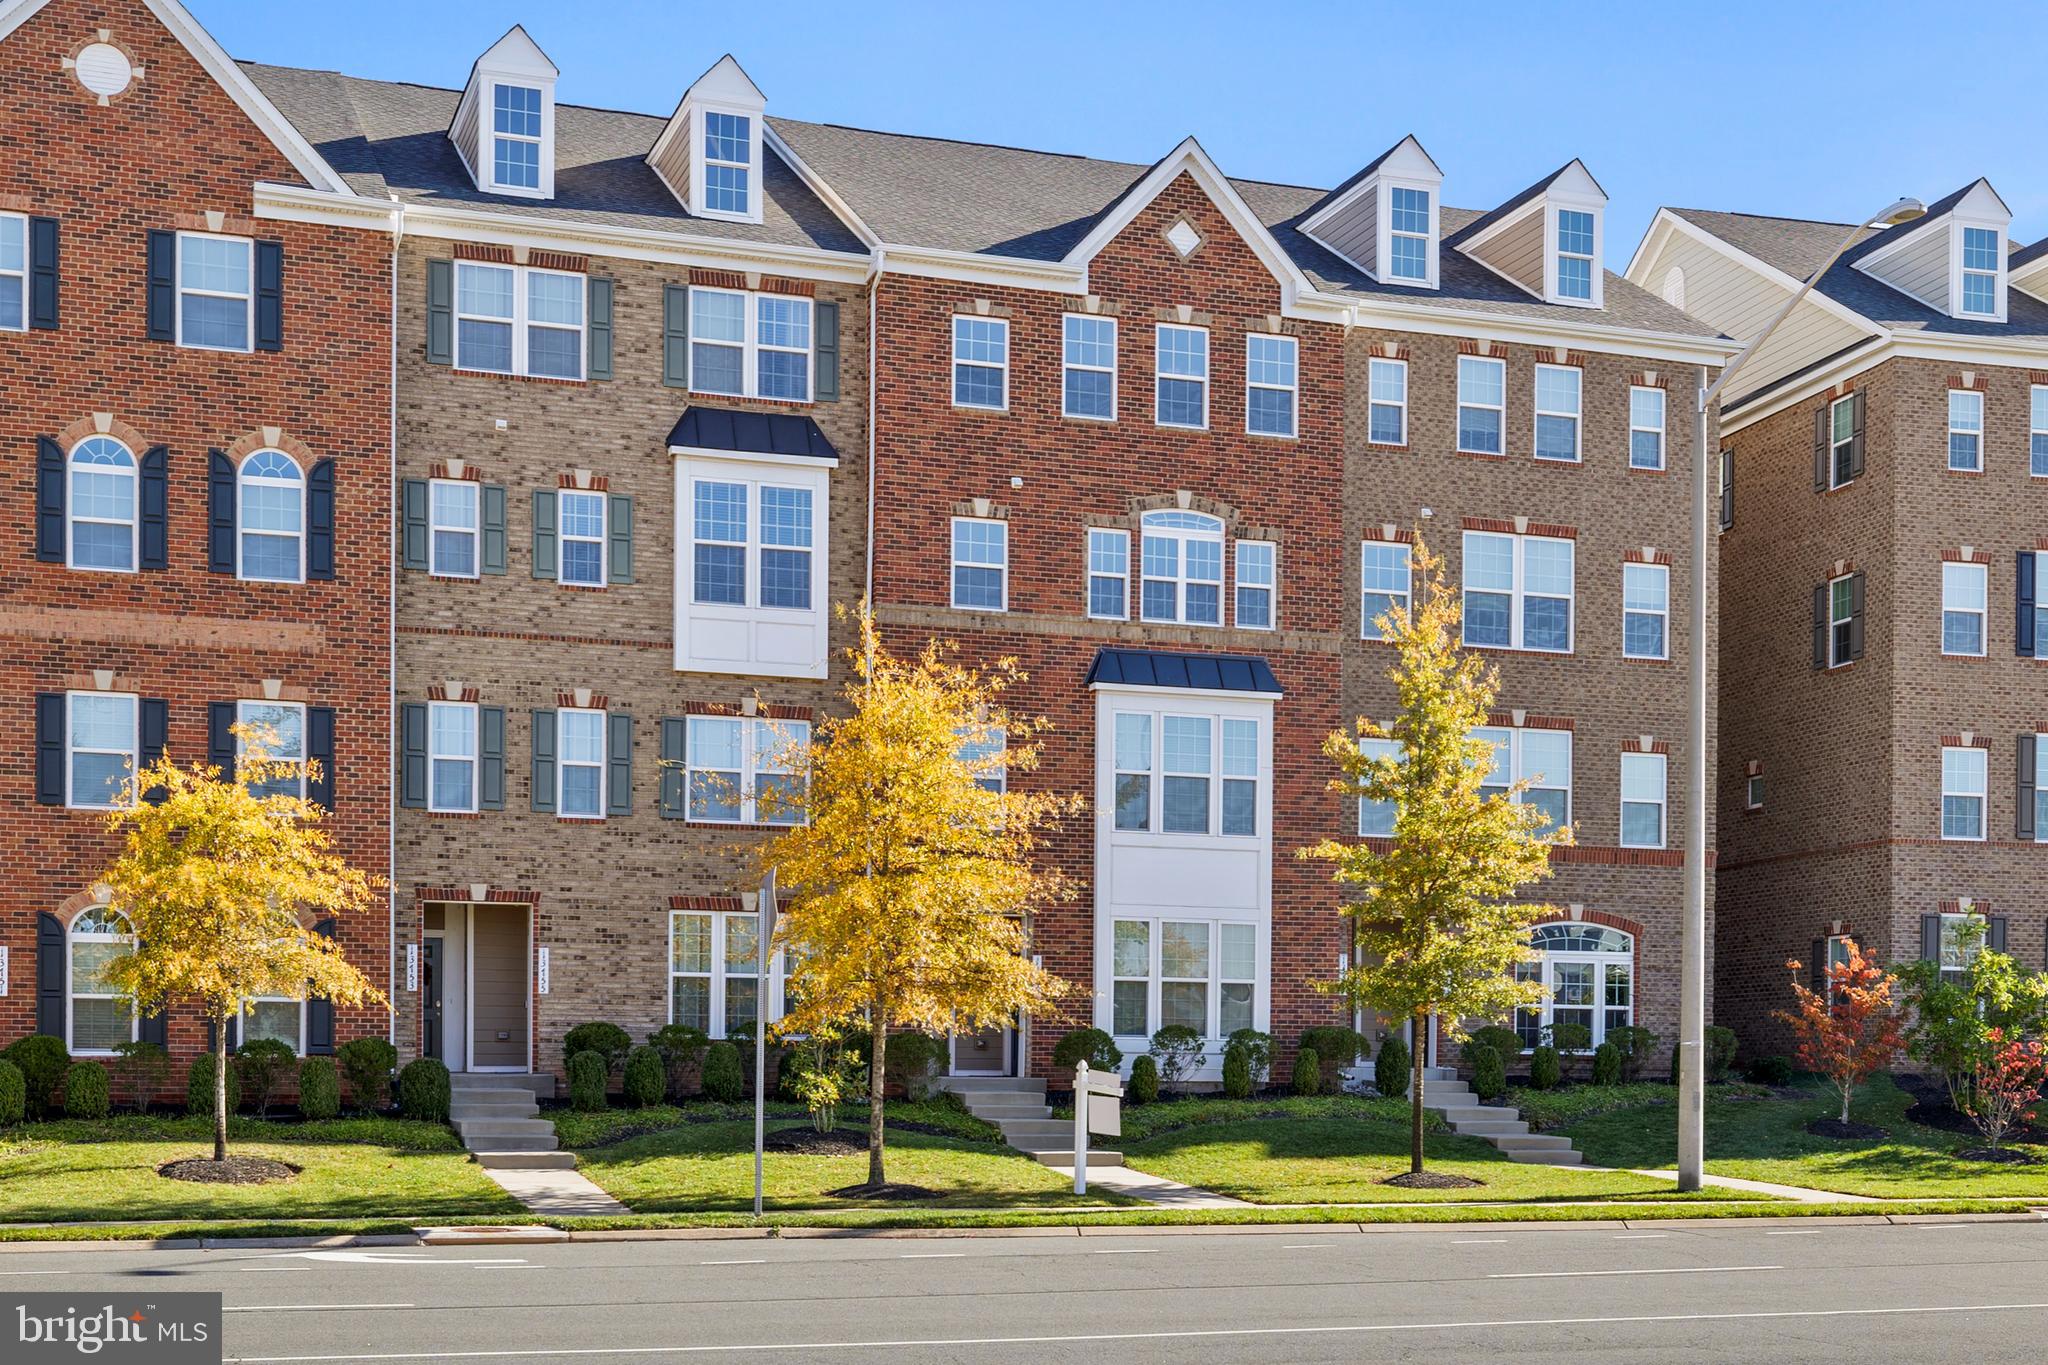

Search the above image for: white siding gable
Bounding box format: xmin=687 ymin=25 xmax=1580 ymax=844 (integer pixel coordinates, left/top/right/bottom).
xmin=647 ymin=55 xmax=767 ymax=224
xmin=1301 ymin=134 xmax=1443 ymax=288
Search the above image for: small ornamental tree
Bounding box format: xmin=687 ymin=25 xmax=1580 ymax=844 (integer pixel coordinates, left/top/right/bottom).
xmin=1893 ymin=922 xmax=2048 ymax=1115
xmin=1960 ymin=1030 xmax=2048 ymax=1152
xmin=96 ymin=726 xmax=387 ymax=1163
xmin=1777 ymin=938 xmax=1907 ymax=1125
xmin=1301 ymin=541 xmax=1569 ymax=1176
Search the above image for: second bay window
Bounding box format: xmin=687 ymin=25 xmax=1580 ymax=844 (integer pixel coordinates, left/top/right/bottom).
xmin=1113 ymin=711 xmax=1259 ymax=837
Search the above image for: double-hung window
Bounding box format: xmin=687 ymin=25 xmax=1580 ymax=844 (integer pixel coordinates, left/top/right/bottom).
xmin=1475 ymin=725 xmax=1572 ymax=833
xmin=1827 ymin=574 xmax=1855 ymax=667
xmin=1555 ymin=209 xmax=1596 ymax=301
xmin=1139 ymin=510 xmax=1223 ymax=626
xmin=1112 ymin=711 xmax=1259 ymax=837
xmin=68 ymin=907 xmax=135 ymax=1054
xmin=1155 ymin=324 xmax=1208 ymax=428
xmin=1941 ymin=745 xmax=1986 ymax=840
xmin=1941 ymin=561 xmax=1987 ymax=656
xmin=556 ymin=489 xmax=606 ymax=587
xmin=701 ymin=111 xmax=753 ymax=216
xmin=1960 ymin=227 xmax=1999 ymax=317
xmin=670 ymin=910 xmax=788 ymax=1038
xmin=556 ymin=707 xmax=606 ymax=819
xmin=951 ymin=316 xmax=1008 ymax=410
xmin=1630 ymin=386 xmax=1666 ymax=470
xmin=1063 ymin=314 xmax=1116 ymax=420
xmin=491 ymin=84 xmax=543 ymax=190
xmin=958 ymin=726 xmax=1007 ymax=796
xmin=1623 ymin=562 xmax=1669 ymax=659
xmin=1357 ymin=736 xmax=1400 ymax=836
xmin=1456 ymin=355 xmax=1505 ymax=454
xmin=429 ymin=480 xmax=479 ymax=578
xmin=1087 ymin=528 xmax=1129 ymax=620
xmin=684 ymin=714 xmax=809 ymax=825
xmin=689 ymin=478 xmax=815 ymax=610
xmin=0 ymin=213 xmax=24 ymax=331
xmin=1936 ymin=914 xmax=1983 ymax=987
xmin=1360 ymin=541 xmax=1412 ymax=640
xmin=1620 ymin=751 xmax=1667 ymax=848
xmin=1462 ymin=530 xmax=1574 ymax=652
xmin=1828 ymin=394 xmax=1856 ymax=487
xmin=1109 ymin=918 xmax=1255 ymax=1041
xmin=2033 ymin=385 xmax=2048 ymax=478
xmin=2033 ymin=736 xmax=2048 ymax=841
xmin=68 ymin=436 xmax=137 ymax=573
xmin=1948 ymin=390 xmax=1983 ymax=472
xmin=1368 ymin=357 xmax=1407 ymax=445
xmin=237 ymin=450 xmax=304 ymax=583
xmin=428 ymin=700 xmax=478 ymax=813
xmin=1387 ymin=186 xmax=1430 ymax=281
xmin=240 ymin=995 xmax=304 ymax=1053
xmin=1534 ymin=365 xmax=1581 ymax=461
xmin=1245 ymin=334 xmax=1297 ymax=437
xmin=177 ymin=232 xmax=252 ymax=351
xmin=1747 ymin=772 xmax=1765 ymax=810
xmin=67 ymin=692 xmax=137 ymax=809
xmin=950 ymin=517 xmax=1007 ymax=611
xmin=1234 ymin=541 xmax=1275 ymax=630
xmin=455 ymin=263 xmax=584 ymax=379
xmin=237 ymin=700 xmax=306 ymax=800
xmin=694 ymin=288 xmax=815 ymax=399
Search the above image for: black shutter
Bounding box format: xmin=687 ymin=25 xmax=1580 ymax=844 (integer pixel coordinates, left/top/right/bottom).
xmin=2019 ymin=552 xmax=2037 ymax=658
xmin=1719 ymin=449 xmax=1733 ymax=529
xmin=608 ymin=494 xmax=633 ymax=585
xmin=1812 ymin=585 xmax=1828 ymax=670
xmin=146 ymin=229 xmax=175 ymax=342
xmin=401 ymin=479 xmax=429 ymax=571
xmin=306 ymin=918 xmax=337 ymax=1055
xmin=208 ymin=449 xmax=235 ymax=574
xmin=659 ymin=716 xmax=686 ymax=819
xmin=138 ymin=1007 xmax=167 ymax=1049
xmin=663 ymin=283 xmax=689 ymax=388
xmin=607 ymin=712 xmax=633 ymax=816
xmin=1921 ymin=914 xmax=1942 ymax=962
xmin=36 ymin=912 xmax=65 ymax=1039
xmin=425 ymin=259 xmax=453 ymax=365
xmin=2020 ymin=734 xmax=2038 ymax=842
xmin=481 ymin=485 xmax=508 ymax=575
xmin=815 ymin=299 xmax=840 ymax=401
xmin=307 ymin=706 xmax=336 ymax=811
xmin=307 ymin=458 xmax=336 ymax=580
xmin=1849 ymin=572 xmax=1866 ymax=661
xmin=1813 ymin=406 xmax=1828 ymax=490
xmin=254 ymin=240 xmax=283 ymax=352
xmin=36 ymin=435 xmax=64 ymax=562
xmin=28 ymin=215 xmax=59 ymax=330
xmin=139 ymin=445 xmax=169 ymax=570
xmin=399 ymin=702 xmax=428 ymax=809
xmin=480 ymin=706 xmax=505 ymax=810
xmin=208 ymin=702 xmax=237 ymax=780
xmin=587 ymin=277 xmax=613 ymax=380
xmin=206 ymin=1014 xmax=241 ymax=1053
xmin=1809 ymin=939 xmax=1826 ymax=995
xmin=140 ymin=698 xmax=169 ymax=806
xmin=531 ymin=709 xmax=556 ymax=813
xmin=35 ymin=693 xmax=64 ymax=806
xmin=1989 ymin=915 xmax=2009 ymax=956
xmin=1849 ymin=390 xmax=1866 ymax=480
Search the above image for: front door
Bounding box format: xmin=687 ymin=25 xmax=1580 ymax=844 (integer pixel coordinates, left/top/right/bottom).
xmin=950 ymin=1020 xmax=1014 ymax=1076
xmin=422 ymin=937 xmax=444 ymax=1061
xmin=468 ymin=902 xmax=530 ymax=1072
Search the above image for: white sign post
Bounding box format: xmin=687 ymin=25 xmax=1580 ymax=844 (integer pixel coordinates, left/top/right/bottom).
xmin=1070 ymin=1061 xmax=1123 ymax=1195
xmin=749 ymin=868 xmax=778 ymax=1220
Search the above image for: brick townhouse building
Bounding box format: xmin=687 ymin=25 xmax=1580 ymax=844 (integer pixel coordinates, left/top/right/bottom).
xmin=0 ymin=0 xmax=392 ymax=1073
xmin=1632 ymin=182 xmax=2048 ymax=1050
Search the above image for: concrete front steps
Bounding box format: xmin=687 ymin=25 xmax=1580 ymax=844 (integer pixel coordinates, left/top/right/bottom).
xmin=934 ymin=1075 xmax=1124 ymax=1169
xmin=451 ymin=1073 xmax=574 ymax=1170
xmin=1419 ymin=1065 xmax=1584 ymax=1166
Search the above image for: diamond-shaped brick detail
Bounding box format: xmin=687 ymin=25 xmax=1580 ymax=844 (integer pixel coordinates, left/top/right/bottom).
xmin=1165 ymin=220 xmax=1202 ymax=258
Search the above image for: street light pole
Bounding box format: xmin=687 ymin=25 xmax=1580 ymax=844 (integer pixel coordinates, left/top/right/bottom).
xmin=1675 ymin=195 xmax=1924 ymax=1191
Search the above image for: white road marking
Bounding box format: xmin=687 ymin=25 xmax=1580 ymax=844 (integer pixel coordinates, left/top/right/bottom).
xmin=1281 ymin=1244 xmax=1332 ymax=1249
xmin=1489 ymin=1265 xmax=1781 ymax=1280
xmin=699 ymin=1259 xmax=765 ymax=1266
xmin=221 ymin=1300 xmax=2048 ymax=1361
xmin=0 ymin=1270 xmax=68 ymax=1277
xmin=224 ymin=1304 xmax=415 ymax=1314
xmin=1615 ymin=1234 xmax=1669 ymax=1240
xmin=1766 ymin=1229 xmax=1825 ymax=1236
xmin=280 ymin=1251 xmax=529 ymax=1267
xmin=1092 ymin=1248 xmax=1158 ymax=1255
xmin=899 ymin=1253 xmax=965 ymax=1259
xmin=1450 ymin=1239 xmax=1507 ymax=1244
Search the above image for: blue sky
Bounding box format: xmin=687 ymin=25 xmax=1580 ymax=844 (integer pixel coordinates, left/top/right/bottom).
xmin=200 ymin=0 xmax=2048 ymax=267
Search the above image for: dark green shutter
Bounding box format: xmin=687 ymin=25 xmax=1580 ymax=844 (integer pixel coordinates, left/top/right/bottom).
xmin=399 ymin=702 xmax=428 ymax=809
xmin=1812 ymin=405 xmax=1828 ymax=491
xmin=425 ymin=259 xmax=453 ymax=365
xmin=663 ymin=284 xmax=690 ymax=388
xmin=1809 ymin=940 xmax=1826 ymax=995
xmin=531 ymin=709 xmax=556 ymax=813
xmin=481 ymin=484 xmax=508 ymax=575
xmin=306 ymin=918 xmax=336 ymax=1055
xmin=401 ymin=479 xmax=429 ymax=570
xmin=480 ymin=706 xmax=505 ymax=810
xmin=1849 ymin=572 xmax=1866 ymax=661
xmin=209 ymin=702 xmax=237 ymax=780
xmin=208 ymin=449 xmax=236 ymax=574
xmin=140 ymin=698 xmax=169 ymax=806
xmin=815 ymin=299 xmax=839 ymax=401
xmin=146 ymin=229 xmax=175 ymax=342
xmin=254 ymin=239 xmax=283 ymax=352
xmin=2020 ymin=734 xmax=2038 ymax=841
xmin=1989 ymin=916 xmax=2008 ymax=955
xmin=531 ymin=489 xmax=557 ymax=580
xmin=36 ymin=435 xmax=64 ymax=562
xmin=1849 ymin=390 xmax=1866 ymax=479
xmin=607 ymin=713 xmax=634 ymax=816
xmin=659 ymin=717 xmax=686 ymax=819
xmin=2019 ymin=552 xmax=2036 ymax=657
xmin=1921 ymin=915 xmax=1942 ymax=962
xmin=608 ymin=494 xmax=633 ymax=584
xmin=587 ymin=277 xmax=614 ymax=380
xmin=1812 ymin=585 xmax=1828 ymax=670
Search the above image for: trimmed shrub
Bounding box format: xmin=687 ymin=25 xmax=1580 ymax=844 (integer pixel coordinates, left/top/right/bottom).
xmin=1706 ymin=1026 xmax=1739 ymax=1082
xmin=398 ymin=1058 xmax=451 ymax=1122
xmin=1291 ymin=1046 xmax=1322 ymax=1096
xmin=298 ymin=1057 xmax=341 ymax=1120
xmin=1300 ymin=1026 xmax=1367 ymax=1089
xmin=235 ymin=1038 xmax=297 ymax=1117
xmin=1466 ymin=1042 xmax=1505 ymax=1102
xmin=1051 ymin=1028 xmax=1123 ymax=1075
xmin=1590 ymin=1042 xmax=1623 ymax=1087
xmin=1148 ymin=1025 xmax=1204 ymax=1093
xmin=1126 ymin=1054 xmax=1160 ymax=1105
xmin=1223 ymin=1029 xmax=1273 ymax=1090
xmin=0 ymin=1060 xmax=24 ymax=1125
xmin=63 ymin=1061 xmax=110 ymax=1120
xmin=4 ymin=1036 xmax=69 ymax=1118
xmin=1528 ymin=1044 xmax=1561 ymax=1091
xmin=623 ymin=1045 xmax=666 ymax=1108
xmin=1746 ymin=1054 xmax=1796 ymax=1086
xmin=565 ymin=1052 xmax=607 ymax=1112
xmin=884 ymin=1030 xmax=946 ymax=1100
xmin=1466 ymin=1026 xmax=1522 ymax=1065
xmin=1375 ymin=1033 xmax=1410 ymax=1100
xmin=1221 ymin=1048 xmax=1252 ymax=1099
xmin=562 ymin=1022 xmax=633 ymax=1076
xmin=337 ymin=1036 xmax=397 ymax=1114
xmin=647 ymin=1024 xmax=710 ymax=1099
xmin=1544 ymin=1021 xmax=1593 ymax=1080
xmin=110 ymin=1041 xmax=172 ymax=1113
xmin=701 ymin=1042 xmax=744 ymax=1103
xmin=1606 ymin=1025 xmax=1659 ymax=1082
xmin=186 ymin=1052 xmax=241 ymax=1117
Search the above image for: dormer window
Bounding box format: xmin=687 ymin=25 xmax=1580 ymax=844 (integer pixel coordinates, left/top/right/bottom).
xmin=491 ymin=84 xmax=543 ymax=190
xmin=1555 ymin=210 xmax=1596 ymax=301
xmin=703 ymin=112 xmax=752 ymax=216
xmin=649 ymin=57 xmax=770 ymax=225
xmin=1299 ymin=135 xmax=1442 ymax=291
xmin=1387 ymin=187 xmax=1431 ymax=282
xmin=1960 ymin=226 xmax=2000 ymax=316
xmin=449 ymin=26 xmax=559 ymax=201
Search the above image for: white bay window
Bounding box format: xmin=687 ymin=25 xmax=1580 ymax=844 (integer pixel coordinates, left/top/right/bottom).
xmin=673 ymin=451 xmax=833 ymax=679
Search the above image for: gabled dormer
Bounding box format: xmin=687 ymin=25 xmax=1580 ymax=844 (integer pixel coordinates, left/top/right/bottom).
xmin=448 ymin=26 xmax=559 ymax=200
xmin=1300 ymin=135 xmax=1444 ymax=289
xmin=1455 ymin=159 xmax=1609 ymax=308
xmin=1852 ymin=179 xmax=2010 ymax=322
xmin=647 ymin=56 xmax=768 ymax=225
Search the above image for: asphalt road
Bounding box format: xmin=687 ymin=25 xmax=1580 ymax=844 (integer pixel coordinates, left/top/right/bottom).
xmin=11 ymin=1219 xmax=2048 ymax=1363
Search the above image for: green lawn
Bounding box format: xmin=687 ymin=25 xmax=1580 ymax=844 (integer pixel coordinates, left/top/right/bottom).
xmin=1121 ymin=1116 xmax=1747 ymax=1204
xmin=572 ymin=1119 xmax=1126 ymax=1211
xmin=1056 ymin=1093 xmax=1423 ymax=1145
xmin=0 ymin=1116 xmax=519 ymax=1224
xmin=552 ymin=1098 xmax=1001 ymax=1149
xmin=1565 ymin=1073 xmax=2048 ymax=1199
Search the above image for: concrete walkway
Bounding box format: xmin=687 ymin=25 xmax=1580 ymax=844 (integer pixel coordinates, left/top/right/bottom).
xmin=481 ymin=1165 xmax=630 ymax=1217
xmin=1047 ymin=1163 xmax=1249 ymax=1208
xmin=1623 ymin=1166 xmax=1879 ymax=1203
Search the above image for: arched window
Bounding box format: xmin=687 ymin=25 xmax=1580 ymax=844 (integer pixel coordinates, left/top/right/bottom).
xmin=238 ymin=449 xmax=304 ymax=582
xmin=69 ymin=906 xmax=136 ymax=1053
xmin=1513 ymin=922 xmax=1634 ymax=1052
xmin=1661 ymin=266 xmax=1686 ymax=311
xmin=68 ymin=436 xmax=137 ymax=572
xmin=1139 ymin=510 xmax=1224 ymax=626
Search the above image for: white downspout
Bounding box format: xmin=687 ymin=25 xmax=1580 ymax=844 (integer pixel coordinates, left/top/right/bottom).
xmin=386 ymin=198 xmax=404 ymax=1048
xmin=865 ymin=247 xmax=884 ymax=607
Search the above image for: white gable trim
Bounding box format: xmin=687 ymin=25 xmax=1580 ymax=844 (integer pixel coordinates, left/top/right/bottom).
xmin=1626 ymin=209 xmax=1882 ymax=339
xmin=0 ymin=0 xmax=353 ymax=195
xmin=762 ymin=124 xmax=878 ymax=249
xmin=1298 ymin=134 xmax=1441 ymax=238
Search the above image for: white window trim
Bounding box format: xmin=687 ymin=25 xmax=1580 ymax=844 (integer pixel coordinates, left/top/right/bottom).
xmin=1516 ymin=925 xmax=1633 ymax=1051
xmin=1822 ymin=934 xmax=1853 ymax=1003
xmin=67 ymin=437 xmax=139 ymax=575
xmin=1937 ymin=913 xmax=1986 ymax=984
xmin=1367 ymin=357 xmax=1408 ymax=447
xmin=950 ymin=516 xmax=1008 ymax=612
xmin=175 ymin=230 xmax=254 ymax=354
xmin=488 ymin=81 xmax=545 ymax=194
xmin=1460 ymin=530 xmax=1575 ymax=654
xmin=235 ymin=450 xmax=306 ymax=585
xmin=1828 ymin=572 xmax=1855 ymax=669
xmin=427 ymin=699 xmax=480 ymax=815
xmin=1244 ymin=333 xmax=1297 ymax=439
xmin=688 ymin=285 xmax=814 ymax=402
xmin=1456 ymin=354 xmax=1506 ymax=455
xmin=1234 ymin=540 xmax=1277 ymax=632
xmin=1360 ymin=540 xmax=1413 ymax=641
xmin=693 ymin=105 xmax=763 ymax=224
xmin=1533 ymin=363 xmax=1582 ymax=462
xmin=237 ymin=699 xmax=308 ymax=800
xmin=1952 ymin=220 xmax=2007 ymax=322
xmin=1086 ymin=527 xmax=1129 ymax=622
xmin=554 ymin=706 xmax=607 ymax=821
xmin=1476 ymin=724 xmax=1573 ymax=830
xmin=1545 ymin=203 xmax=1604 ymax=308
xmin=1629 ymin=385 xmax=1666 ymax=470
xmin=555 ymin=488 xmax=608 ymax=588
xmin=454 ymin=261 xmax=586 ymax=381
xmin=951 ymin=315 xmax=1010 ymax=412
xmin=1109 ymin=710 xmax=1263 ymax=840
xmin=65 ymin=690 xmax=138 ymax=811
xmin=1941 ymin=745 xmax=1987 ymax=842
xmin=1941 ymin=560 xmax=1987 ymax=657
xmin=1947 ymin=388 xmax=1984 ymax=473
xmin=240 ymin=995 xmax=308 ymax=1055
xmin=429 ymin=478 xmax=481 ymax=580
xmin=0 ymin=211 xmax=26 ymax=333
xmin=1061 ymin=313 xmax=1117 ymax=421
xmin=1356 ymin=735 xmax=1400 ymax=837
xmin=682 ymin=714 xmax=809 ymax=826
xmin=67 ymin=908 xmax=137 ymax=1056
xmin=1619 ymin=751 xmax=1668 ymax=850
xmin=1139 ymin=511 xmax=1226 ymax=628
xmin=685 ymin=476 xmax=814 ymax=611
xmin=1106 ymin=916 xmax=1258 ymax=1044
xmin=1746 ymin=773 xmax=1764 ymax=811
xmin=1378 ymin=180 xmax=1438 ymax=288
xmin=1623 ymin=561 xmax=1670 ymax=661
xmin=2032 ymin=384 xmax=2048 ymax=479
xmin=1829 ymin=394 xmax=1856 ymax=489
xmin=667 ymin=909 xmax=788 ymax=1039
xmin=672 ymin=449 xmax=834 ymax=681
xmin=1154 ymin=323 xmax=1210 ymax=430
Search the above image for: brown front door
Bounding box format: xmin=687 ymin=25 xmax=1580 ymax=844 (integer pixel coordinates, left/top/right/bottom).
xmin=469 ymin=903 xmax=529 ymax=1071
xmin=950 ymin=1021 xmax=1014 ymax=1075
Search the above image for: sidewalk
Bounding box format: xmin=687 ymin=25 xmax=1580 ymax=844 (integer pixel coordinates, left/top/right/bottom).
xmin=1045 ymin=1164 xmax=1250 ymax=1209
xmin=1625 ymin=1167 xmax=1879 ymax=1204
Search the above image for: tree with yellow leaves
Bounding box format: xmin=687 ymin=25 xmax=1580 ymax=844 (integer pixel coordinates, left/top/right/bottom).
xmin=1300 ymin=540 xmax=1572 ymax=1180
xmin=762 ymin=607 xmax=1079 ymax=1189
xmin=96 ymin=727 xmax=387 ymax=1164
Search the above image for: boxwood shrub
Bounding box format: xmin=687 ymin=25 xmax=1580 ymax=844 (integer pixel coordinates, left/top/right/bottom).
xmin=398 ymin=1057 xmax=452 ymax=1122
xmin=63 ymin=1060 xmax=110 ymax=1120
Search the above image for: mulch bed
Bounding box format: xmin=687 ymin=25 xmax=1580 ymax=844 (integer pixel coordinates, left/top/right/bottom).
xmin=764 ymin=1128 xmax=868 ymax=1156
xmin=1381 ymin=1170 xmax=1482 ymax=1190
xmin=1805 ymin=1118 xmax=1889 ymax=1140
xmin=1954 ymin=1147 xmax=2042 ymax=1164
xmin=1896 ymin=1073 xmax=2048 ymax=1144
xmin=158 ymin=1156 xmax=299 ymax=1184
xmin=825 ymin=1182 xmax=940 ymax=1201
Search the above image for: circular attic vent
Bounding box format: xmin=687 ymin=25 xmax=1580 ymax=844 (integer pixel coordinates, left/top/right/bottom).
xmin=74 ymin=43 xmax=135 ymax=99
